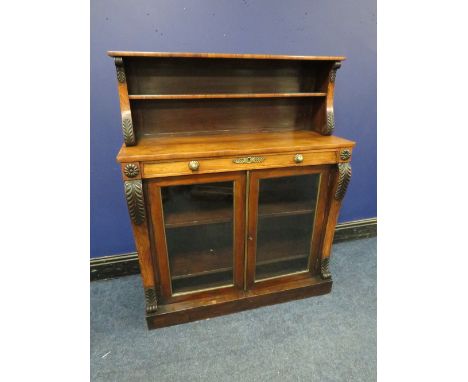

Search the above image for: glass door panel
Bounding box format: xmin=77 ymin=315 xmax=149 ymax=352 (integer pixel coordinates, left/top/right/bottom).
xmin=161 ymin=182 xmax=234 ymax=294
xmin=254 ymin=173 xmax=320 ymax=281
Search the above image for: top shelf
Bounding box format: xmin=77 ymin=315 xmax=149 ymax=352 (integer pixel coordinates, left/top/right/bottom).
xmin=107 ymin=51 xmax=346 ymax=61
xmin=128 ymin=93 xmax=327 ymax=100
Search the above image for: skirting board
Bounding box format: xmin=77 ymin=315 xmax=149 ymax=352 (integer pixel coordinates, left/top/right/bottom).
xmin=91 ymin=217 xmax=376 ymax=281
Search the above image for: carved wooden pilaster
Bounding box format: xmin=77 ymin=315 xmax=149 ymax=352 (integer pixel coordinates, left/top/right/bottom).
xmin=145 ymin=287 xmax=158 ymax=313
xmin=124 ymin=180 xmax=146 ymax=225
xmin=321 ymin=257 xmax=331 ymax=279
xmin=335 ymin=162 xmax=352 ymax=200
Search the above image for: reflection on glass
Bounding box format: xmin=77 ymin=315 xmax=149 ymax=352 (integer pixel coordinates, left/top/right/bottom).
xmin=162 ymin=182 xmax=234 ymax=294
xmin=255 ymin=174 xmax=320 ymax=280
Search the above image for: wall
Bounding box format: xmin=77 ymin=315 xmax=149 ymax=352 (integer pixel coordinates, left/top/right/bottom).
xmin=91 ymin=0 xmax=376 ymax=258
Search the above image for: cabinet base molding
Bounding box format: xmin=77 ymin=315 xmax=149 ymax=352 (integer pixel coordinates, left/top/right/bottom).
xmin=146 ymin=276 xmax=332 ymax=329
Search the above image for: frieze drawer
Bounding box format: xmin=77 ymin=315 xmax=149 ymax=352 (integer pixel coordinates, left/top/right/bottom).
xmin=142 ymin=150 xmax=339 ymax=178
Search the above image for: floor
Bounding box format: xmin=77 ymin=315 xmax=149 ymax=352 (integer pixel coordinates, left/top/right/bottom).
xmin=91 ymin=237 xmax=376 ymax=382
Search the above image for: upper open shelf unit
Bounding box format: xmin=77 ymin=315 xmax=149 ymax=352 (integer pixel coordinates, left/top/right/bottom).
xmin=108 ymin=52 xmax=345 ymax=146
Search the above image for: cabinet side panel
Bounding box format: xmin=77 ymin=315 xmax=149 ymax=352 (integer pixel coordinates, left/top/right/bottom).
xmin=131 ymin=222 xmax=156 ymax=287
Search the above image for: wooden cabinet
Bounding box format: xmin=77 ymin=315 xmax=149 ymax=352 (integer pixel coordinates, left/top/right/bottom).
xmin=109 ymin=51 xmax=355 ymax=329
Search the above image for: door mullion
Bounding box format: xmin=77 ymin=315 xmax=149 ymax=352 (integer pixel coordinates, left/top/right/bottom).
xmin=243 ymin=171 xmax=250 ymax=291
xmin=245 ymin=170 xmax=259 ymax=289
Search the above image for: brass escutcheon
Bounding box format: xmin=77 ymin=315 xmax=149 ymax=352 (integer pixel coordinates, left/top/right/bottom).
xmin=232 ymin=156 xmax=265 ymax=164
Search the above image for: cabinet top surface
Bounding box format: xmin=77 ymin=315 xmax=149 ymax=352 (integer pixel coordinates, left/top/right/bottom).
xmin=107 ymin=51 xmax=346 ymax=61
xmin=117 ymin=131 xmax=355 ymax=162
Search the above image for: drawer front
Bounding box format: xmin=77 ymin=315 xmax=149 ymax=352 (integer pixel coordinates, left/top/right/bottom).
xmin=142 ymin=150 xmax=338 ymax=178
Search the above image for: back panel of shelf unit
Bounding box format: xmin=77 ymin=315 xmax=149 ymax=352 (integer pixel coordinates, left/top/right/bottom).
xmin=125 ymin=57 xmax=332 ymax=95
xmin=123 ymin=57 xmax=333 ymax=138
xmin=132 ymin=98 xmax=325 ymax=137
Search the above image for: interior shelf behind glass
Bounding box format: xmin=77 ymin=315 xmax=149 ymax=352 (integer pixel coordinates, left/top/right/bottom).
xmin=162 ymin=182 xmax=235 ymax=293
xmin=255 ymin=173 xmax=320 ymax=281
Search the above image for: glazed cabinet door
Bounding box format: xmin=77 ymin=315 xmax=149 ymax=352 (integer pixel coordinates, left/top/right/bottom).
xmin=147 ymin=172 xmax=246 ymax=303
xmin=246 ymin=166 xmax=332 ymax=288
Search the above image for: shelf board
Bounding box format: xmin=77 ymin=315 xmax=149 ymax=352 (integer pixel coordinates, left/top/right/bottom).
xmin=169 ymin=244 xmax=308 ymax=280
xmin=128 ymin=93 xmax=327 ymax=100
xmin=118 ymin=130 xmax=355 ymax=163
xmin=164 ymin=200 xmax=315 ymax=229
xmin=259 ymin=200 xmax=315 ymax=218
xmin=170 ymin=246 xmax=232 ymax=278
xmin=165 ymin=208 xmax=232 ymax=228
xmin=256 ymin=253 xmax=308 ymax=267
xmin=256 ymin=239 xmax=310 ymax=265
xmin=171 ymin=266 xmax=233 ymax=281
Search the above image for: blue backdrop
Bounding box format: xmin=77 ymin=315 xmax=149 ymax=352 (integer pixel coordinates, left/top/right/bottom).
xmin=91 ymin=0 xmax=376 ymax=258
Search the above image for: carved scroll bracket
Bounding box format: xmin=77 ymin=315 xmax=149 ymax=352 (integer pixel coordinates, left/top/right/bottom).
xmin=325 ymin=110 xmax=335 ymax=136
xmin=121 ymin=111 xmax=136 ymax=146
xmin=335 ymin=162 xmax=352 ymax=200
xmin=124 ymin=180 xmax=146 ymax=225
xmin=114 ymin=57 xmax=135 ymax=146
xmin=321 ymin=61 xmax=342 ymax=136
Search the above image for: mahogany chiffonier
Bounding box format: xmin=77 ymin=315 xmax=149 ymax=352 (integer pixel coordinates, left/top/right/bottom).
xmin=108 ymin=51 xmax=354 ymax=329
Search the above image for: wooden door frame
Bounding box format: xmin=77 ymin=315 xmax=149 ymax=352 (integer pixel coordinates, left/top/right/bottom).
xmin=245 ymin=165 xmax=333 ymax=289
xmin=146 ymin=171 xmax=246 ymax=304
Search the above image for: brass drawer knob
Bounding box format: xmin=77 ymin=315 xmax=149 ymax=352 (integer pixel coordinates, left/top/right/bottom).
xmin=188 ymin=160 xmax=200 ymax=171
xmin=294 ymin=154 xmax=304 ymax=164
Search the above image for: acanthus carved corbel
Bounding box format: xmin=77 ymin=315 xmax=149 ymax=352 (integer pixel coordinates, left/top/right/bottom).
xmin=335 ymin=162 xmax=352 ymax=200
xmin=114 ymin=56 xmax=136 ymax=146
xmin=325 ymin=109 xmax=335 ymax=135
xmin=145 ymin=287 xmax=158 ymax=313
xmin=322 ymin=61 xmax=342 ymax=136
xmin=124 ymin=180 xmax=146 ymax=225
xmin=121 ymin=112 xmax=136 ymax=146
